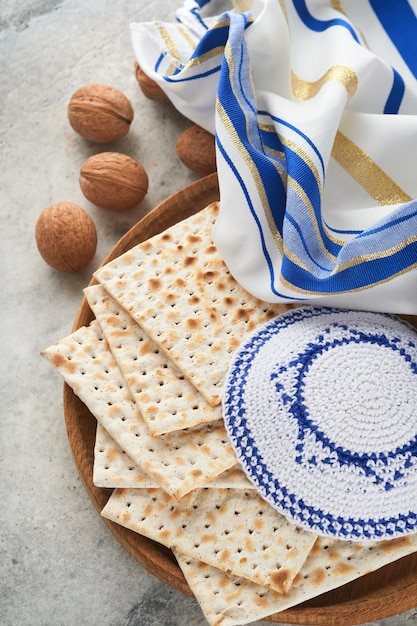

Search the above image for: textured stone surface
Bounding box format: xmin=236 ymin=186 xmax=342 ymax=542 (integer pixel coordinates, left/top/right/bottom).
xmin=1 ymin=1 xmax=417 ymax=624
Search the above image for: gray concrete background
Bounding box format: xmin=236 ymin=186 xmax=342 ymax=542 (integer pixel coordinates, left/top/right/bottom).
xmin=1 ymin=1 xmax=417 ymax=624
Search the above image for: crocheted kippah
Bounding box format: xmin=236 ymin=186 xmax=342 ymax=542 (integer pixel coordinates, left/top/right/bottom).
xmin=223 ymin=306 xmax=417 ymax=541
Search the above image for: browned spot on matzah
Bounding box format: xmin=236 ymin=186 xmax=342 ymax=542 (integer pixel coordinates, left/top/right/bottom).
xmin=52 ymin=352 xmax=77 ymax=372
xmin=185 ymin=318 xmax=200 ymax=330
xmin=141 ymin=241 xmax=152 ymax=252
xmin=270 ymin=568 xmax=292 ymax=594
xmin=379 ymin=536 xmax=412 ymax=553
xmin=328 ymin=547 xmax=341 ymax=561
xmin=266 ymin=308 xmax=281 ymax=319
xmin=333 ymin=562 xmax=355 ymax=577
xmin=229 ymin=336 xmax=243 ymax=351
xmin=233 ymin=307 xmax=254 ymax=322
xmin=139 ymin=340 xmax=154 ymax=355
xmin=148 ymin=277 xmax=162 ymax=290
xmin=245 ymin=536 xmax=255 ymax=553
xmin=311 ymin=567 xmax=327 ymax=586
xmin=207 ymin=512 xmax=217 ymax=524
xmin=220 ymin=548 xmax=231 ymax=563
xmin=104 ymin=447 xmax=118 ymax=461
xmin=187 ymin=233 xmax=201 ymax=242
xmin=160 ymin=529 xmax=172 ymax=544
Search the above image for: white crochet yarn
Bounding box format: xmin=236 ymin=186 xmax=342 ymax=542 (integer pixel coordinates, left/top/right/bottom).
xmin=223 ymin=306 xmax=417 ymax=541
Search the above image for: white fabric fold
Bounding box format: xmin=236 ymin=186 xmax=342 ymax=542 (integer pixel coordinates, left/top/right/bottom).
xmin=131 ymin=0 xmax=417 ymax=313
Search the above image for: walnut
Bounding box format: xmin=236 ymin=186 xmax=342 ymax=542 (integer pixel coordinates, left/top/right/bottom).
xmin=79 ymin=152 xmax=149 ymax=211
xmin=176 ymin=125 xmax=216 ymax=176
xmin=35 ymin=202 xmax=97 ymax=272
xmin=68 ymin=84 xmax=134 ymax=143
xmin=134 ymin=61 xmax=169 ymax=101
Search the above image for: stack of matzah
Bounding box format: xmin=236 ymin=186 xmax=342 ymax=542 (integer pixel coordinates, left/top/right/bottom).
xmin=41 ymin=202 xmax=417 ymax=626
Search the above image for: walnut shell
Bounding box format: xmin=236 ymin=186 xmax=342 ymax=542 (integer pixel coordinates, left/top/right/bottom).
xmin=134 ymin=61 xmax=169 ymax=101
xmin=68 ymin=84 xmax=134 ymax=143
xmin=79 ymin=152 xmax=149 ymax=211
xmin=35 ymin=202 xmax=97 ymax=272
xmin=176 ymin=125 xmax=216 ymax=176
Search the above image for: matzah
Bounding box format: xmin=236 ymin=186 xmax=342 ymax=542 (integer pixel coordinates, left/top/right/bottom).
xmin=84 ymin=283 xmax=221 ymax=436
xmin=101 ymin=487 xmax=317 ymax=594
xmin=94 ymin=423 xmax=253 ymax=489
xmin=40 ymin=321 xmax=237 ymax=498
xmin=174 ymin=531 xmax=417 ymax=626
xmin=94 ymin=203 xmax=293 ymax=406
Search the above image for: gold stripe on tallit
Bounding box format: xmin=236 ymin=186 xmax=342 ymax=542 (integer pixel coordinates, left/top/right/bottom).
xmin=330 ymin=0 xmax=345 ymax=14
xmin=282 ymin=242 xmax=316 ymax=274
xmin=156 ymin=23 xmax=181 ymax=76
xmin=259 ymin=121 xmax=278 ymax=133
xmin=292 ymin=65 xmax=358 ymax=101
xmin=278 ymin=0 xmax=288 ymax=23
xmin=332 ymin=132 xmax=412 ymax=205
xmin=157 ymin=23 xmax=180 ymax=60
xmin=185 ymin=46 xmax=226 ymax=68
xmin=232 ymin=0 xmax=254 ymax=11
xmin=178 ymin=25 xmax=197 ymax=52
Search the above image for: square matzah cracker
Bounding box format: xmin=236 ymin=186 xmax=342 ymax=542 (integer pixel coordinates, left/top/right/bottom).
xmin=40 ymin=321 xmax=237 ymax=498
xmin=94 ymin=202 xmax=292 ymax=406
xmin=101 ymin=487 xmax=317 ymax=594
xmin=84 ymin=283 xmax=221 ymax=436
xmin=174 ymin=531 xmax=417 ymax=626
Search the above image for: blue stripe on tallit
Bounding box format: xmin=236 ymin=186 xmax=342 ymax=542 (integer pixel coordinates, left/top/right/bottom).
xmin=384 ymin=68 xmax=405 ymax=113
xmin=292 ymin=0 xmax=360 ymax=42
xmin=162 ymin=63 xmax=222 ymax=82
xmin=264 ymin=112 xmax=326 ymax=178
xmin=369 ymin=0 xmax=417 ymax=79
xmin=189 ymin=19 xmax=235 ymax=58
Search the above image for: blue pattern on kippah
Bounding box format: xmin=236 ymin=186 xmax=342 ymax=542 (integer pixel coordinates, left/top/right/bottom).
xmin=278 ymin=329 xmax=417 ymax=490
xmin=223 ymin=306 xmax=417 ymax=541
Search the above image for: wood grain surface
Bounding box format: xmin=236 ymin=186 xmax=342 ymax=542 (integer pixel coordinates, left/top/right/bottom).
xmin=64 ymin=173 xmax=417 ymax=625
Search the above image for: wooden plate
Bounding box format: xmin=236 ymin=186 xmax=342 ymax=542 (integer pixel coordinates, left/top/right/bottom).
xmin=65 ymin=173 xmax=417 ymax=625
